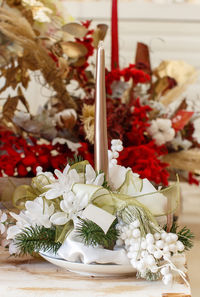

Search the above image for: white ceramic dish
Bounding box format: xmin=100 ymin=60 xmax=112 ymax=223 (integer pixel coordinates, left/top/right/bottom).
xmin=39 ymin=251 xmax=136 ymax=277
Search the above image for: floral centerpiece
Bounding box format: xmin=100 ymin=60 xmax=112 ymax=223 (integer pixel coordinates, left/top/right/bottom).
xmin=0 ymin=139 xmax=194 ymax=285
xmin=0 ymin=38 xmax=194 ymax=286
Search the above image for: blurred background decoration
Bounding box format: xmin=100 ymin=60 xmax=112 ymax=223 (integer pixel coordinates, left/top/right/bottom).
xmin=0 ymin=0 xmax=199 ymax=189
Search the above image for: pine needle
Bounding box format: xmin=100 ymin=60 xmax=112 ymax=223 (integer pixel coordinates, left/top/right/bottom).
xmin=68 ymin=155 xmax=84 ymax=166
xmin=75 ymin=218 xmax=119 ymax=250
xmin=15 ymin=225 xmax=61 ymax=256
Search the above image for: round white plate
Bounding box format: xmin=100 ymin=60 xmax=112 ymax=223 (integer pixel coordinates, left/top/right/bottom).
xmin=39 ymin=251 xmax=136 ymax=277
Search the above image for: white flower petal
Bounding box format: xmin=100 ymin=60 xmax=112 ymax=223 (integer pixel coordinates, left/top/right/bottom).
xmin=85 ymin=164 xmax=96 ymax=184
xmin=50 ymin=212 xmax=69 ymax=225
xmin=0 ymin=212 xmax=7 ymax=223
xmin=94 ymin=173 xmax=104 ymax=186
xmin=7 ymin=225 xmax=21 ymax=240
xmin=45 ymin=188 xmax=61 ymax=199
xmin=0 ymin=223 xmax=5 ymax=234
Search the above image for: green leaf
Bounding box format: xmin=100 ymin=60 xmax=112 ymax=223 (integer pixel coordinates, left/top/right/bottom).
xmin=75 ymin=218 xmax=119 ymax=250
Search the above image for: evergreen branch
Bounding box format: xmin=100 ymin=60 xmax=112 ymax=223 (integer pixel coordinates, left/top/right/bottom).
xmin=75 ymin=218 xmax=119 ymax=250
xmin=137 ymin=270 xmax=161 ymax=281
xmin=15 ymin=225 xmax=61 ymax=256
xmin=99 ymin=170 xmax=111 ymax=190
xmin=164 ymin=222 xmax=194 ymax=251
xmin=68 ymin=155 xmax=83 ymax=166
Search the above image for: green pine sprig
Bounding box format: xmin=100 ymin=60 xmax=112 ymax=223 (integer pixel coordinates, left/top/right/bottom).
xmin=15 ymin=225 xmax=61 ymax=256
xmin=68 ymin=155 xmax=84 ymax=166
xmin=137 ymin=270 xmax=161 ymax=281
xmin=164 ymin=222 xmax=194 ymax=251
xmin=75 ymin=218 xmax=119 ymax=250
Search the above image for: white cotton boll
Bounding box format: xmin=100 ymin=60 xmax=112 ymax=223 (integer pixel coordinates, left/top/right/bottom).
xmin=157 ymin=118 xmax=171 ymax=130
xmin=148 ymin=121 xmax=158 ymax=135
xmin=160 ymin=266 xmax=169 ymax=276
xmin=132 ymin=228 xmax=141 ymax=238
xmin=176 ymin=241 xmax=185 ymax=252
xmin=154 ymin=232 xmax=161 ymax=240
xmin=147 ymin=244 xmax=156 ymax=254
xmin=165 ymin=128 xmax=175 ymax=142
xmin=162 ymin=273 xmax=173 ymax=285
xmin=116 ymin=239 xmax=123 ymax=246
xmin=156 ymin=240 xmax=165 ymax=249
xmin=146 ymin=255 xmax=156 ymax=265
xmin=146 ymin=233 xmax=154 ymax=244
xmin=154 ymin=132 xmax=165 ymax=145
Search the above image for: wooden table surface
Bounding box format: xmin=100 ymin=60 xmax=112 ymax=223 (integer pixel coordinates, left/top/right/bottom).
xmin=0 ymin=247 xmax=191 ymax=297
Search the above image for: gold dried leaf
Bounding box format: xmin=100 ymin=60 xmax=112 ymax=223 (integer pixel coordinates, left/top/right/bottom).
xmin=2 ymin=96 xmax=18 ymax=122
xmin=71 ymin=57 xmax=86 ymax=67
xmin=81 ymin=104 xmax=95 ymax=144
xmin=17 ymin=86 xmax=30 ymax=113
xmin=62 ymin=22 xmax=88 ymax=38
xmin=92 ymin=24 xmax=108 ymax=48
xmin=61 ymin=41 xmax=88 ymax=59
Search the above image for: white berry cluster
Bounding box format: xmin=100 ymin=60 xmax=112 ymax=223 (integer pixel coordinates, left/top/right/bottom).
xmin=116 ymin=220 xmax=185 ymax=285
xmin=108 ymin=139 xmax=123 ymax=167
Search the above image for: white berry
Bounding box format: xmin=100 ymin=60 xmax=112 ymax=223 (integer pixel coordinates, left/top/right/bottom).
xmin=156 ymin=240 xmax=164 ymax=249
xmin=132 ymin=229 xmax=141 ymax=238
xmin=176 ymin=241 xmax=184 ymax=252
xmin=154 ymin=250 xmax=162 ymax=259
xmin=146 ymin=233 xmax=154 ymax=244
xmin=154 ymin=232 xmax=161 ymax=240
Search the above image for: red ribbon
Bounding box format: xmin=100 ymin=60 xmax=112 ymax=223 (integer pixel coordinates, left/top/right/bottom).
xmin=111 ymin=0 xmax=119 ymax=70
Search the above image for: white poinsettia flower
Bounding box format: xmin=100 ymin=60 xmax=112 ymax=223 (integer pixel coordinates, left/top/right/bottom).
xmin=36 ymin=166 xmax=55 ymax=182
xmin=85 ymin=165 xmax=104 ymax=186
xmin=193 ymin=117 xmax=200 ymax=144
xmin=148 ymin=118 xmax=175 ymax=146
xmin=24 ymin=197 xmax=54 ymax=228
xmin=109 ymin=165 xmax=130 ymax=190
xmin=7 ymin=211 xmax=32 ymax=240
xmin=44 ymin=165 xmax=80 ymax=200
xmin=50 ymin=191 xmax=89 ymax=226
xmin=8 ymin=241 xmax=20 ymax=255
xmin=0 ymin=210 xmax=7 ymax=234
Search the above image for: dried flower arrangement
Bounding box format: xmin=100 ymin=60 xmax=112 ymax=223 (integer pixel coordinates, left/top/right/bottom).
xmin=0 ymin=0 xmax=200 ymax=187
